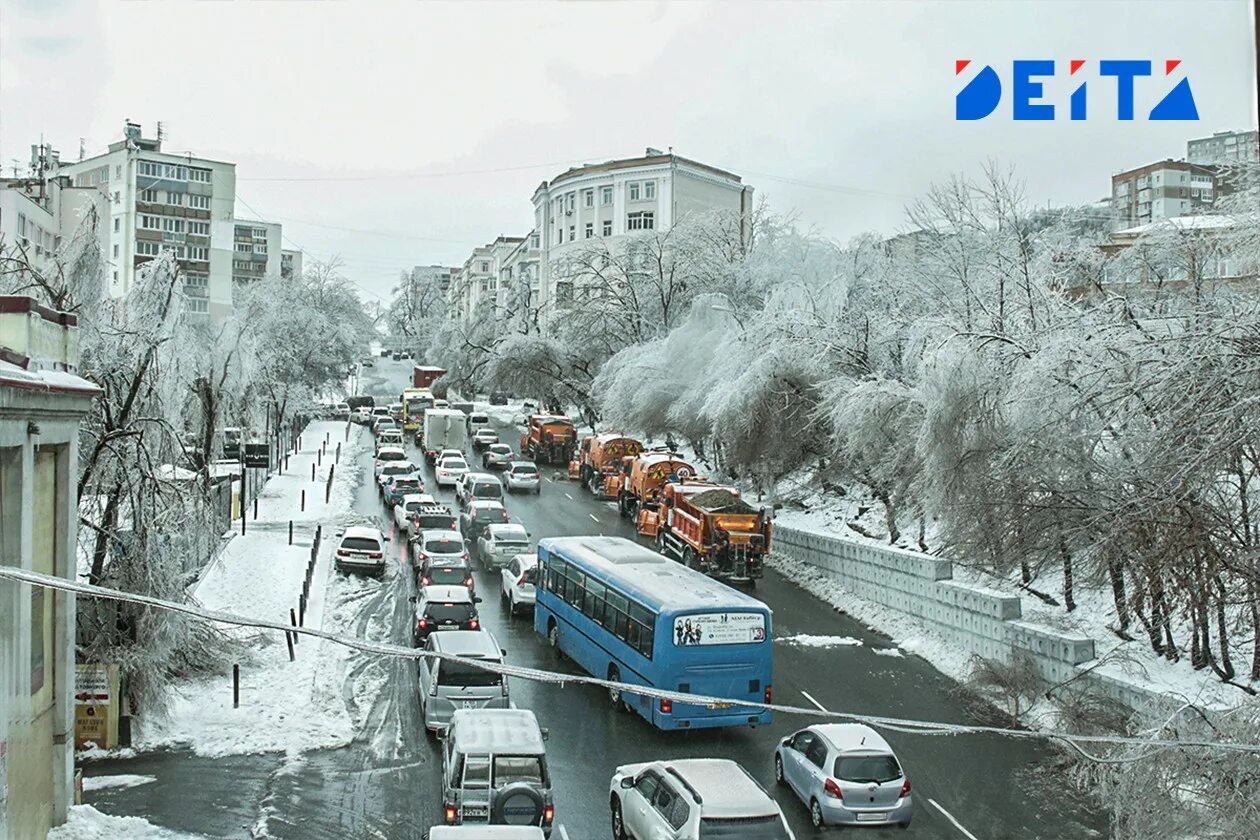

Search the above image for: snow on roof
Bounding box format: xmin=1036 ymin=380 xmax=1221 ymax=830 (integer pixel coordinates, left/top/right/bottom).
xmin=1113 ymin=214 xmax=1242 ymax=237
xmin=447 ymin=709 xmax=545 ymax=754
xmin=637 ymin=451 xmax=690 ymax=468
xmin=0 ymin=360 xmax=99 ymax=396
xmin=595 ymin=432 xmax=636 ymax=444
xmin=341 ymin=526 xmax=383 ymax=540
xmin=813 ymin=723 xmax=894 ymax=754
xmin=665 ymin=759 xmax=777 ymax=817
xmin=154 ymin=463 xmax=197 ymax=482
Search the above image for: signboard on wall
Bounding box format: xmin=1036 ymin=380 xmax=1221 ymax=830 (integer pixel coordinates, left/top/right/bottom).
xmin=243 ymin=443 xmax=270 ymax=469
xmin=74 ymin=664 xmax=120 ymax=750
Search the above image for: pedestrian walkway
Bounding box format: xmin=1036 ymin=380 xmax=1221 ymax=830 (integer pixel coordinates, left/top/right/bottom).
xmin=124 ymin=420 xmax=367 ymax=757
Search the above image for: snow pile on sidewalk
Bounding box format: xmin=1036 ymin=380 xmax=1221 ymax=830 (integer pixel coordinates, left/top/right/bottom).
xmin=133 ymin=421 xmax=368 ymax=757
xmin=49 ymin=806 xmax=209 ymax=839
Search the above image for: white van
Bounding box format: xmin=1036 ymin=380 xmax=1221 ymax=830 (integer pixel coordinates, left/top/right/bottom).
xmin=440 ymin=709 xmax=554 ymax=834
xmin=425 ymin=409 xmax=471 ymax=464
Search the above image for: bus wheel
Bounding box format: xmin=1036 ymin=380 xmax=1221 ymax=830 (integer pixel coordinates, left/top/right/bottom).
xmin=548 ymin=622 xmax=564 ymax=660
xmin=607 ymin=666 xmax=629 ymax=713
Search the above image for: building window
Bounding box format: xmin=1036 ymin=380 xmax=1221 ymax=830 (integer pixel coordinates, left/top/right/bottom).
xmin=189 ymin=168 xmax=211 ymax=183
xmin=115 ymin=165 xmax=121 ymax=178
xmin=138 ymin=161 xmax=161 ymax=177
xmin=255 ymin=243 xmax=268 ymax=254
xmin=601 ymin=186 xmax=613 ymax=205
xmin=188 ymin=194 xmax=209 ymax=210
xmin=602 ymin=219 xmax=612 ymax=236
xmin=644 ymin=180 xmax=656 ymax=200
xmin=252 ymin=227 xmax=267 ymax=239
xmin=566 ymin=193 xmax=575 ymax=212
xmin=188 ymin=221 xmax=209 ymax=236
xmin=236 ymin=242 xmax=252 ymax=253
xmin=186 ymin=298 xmax=208 ymax=314
xmin=584 ymin=189 xmax=594 ymax=208
xmin=136 ymin=240 xmax=160 ymax=256
xmin=627 ymin=211 xmax=654 ymax=231
xmin=584 ymin=223 xmax=593 ymax=239
xmin=140 ymin=188 xmax=158 ymax=203
xmin=113 ymin=191 xmax=120 ymax=205
xmin=113 ymin=244 xmax=119 ymax=258
xmin=162 ymin=217 xmax=184 ymax=233
xmin=113 ymin=217 xmax=120 ymax=232
xmin=480 ymin=261 xmax=489 ymax=272
xmin=139 ymin=214 xmax=161 ymax=230
xmin=166 ymin=191 xmax=184 ymax=207
xmin=530 ymin=233 xmax=539 ymax=249
xmin=569 ymin=225 xmax=575 ymax=241
xmin=628 ymin=182 xmax=640 ymax=201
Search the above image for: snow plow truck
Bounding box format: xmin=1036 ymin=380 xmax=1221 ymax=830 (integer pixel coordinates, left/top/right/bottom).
xmin=636 ymin=480 xmax=771 ymax=584
xmin=569 ymin=432 xmax=643 ymax=495
xmin=612 ymin=450 xmax=696 ymax=518
xmin=520 ymin=414 xmax=577 ymax=465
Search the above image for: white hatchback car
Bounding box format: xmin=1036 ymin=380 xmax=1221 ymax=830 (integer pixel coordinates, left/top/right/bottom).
xmin=334 ymin=526 xmax=388 ymax=577
xmin=500 ymin=553 xmax=537 ymax=615
xmin=435 ymin=456 xmax=469 ymax=488
xmin=394 ymin=493 xmax=437 ymax=530
xmin=611 ymin=758 xmax=793 ymax=840
xmin=504 ymin=461 xmax=541 ymax=494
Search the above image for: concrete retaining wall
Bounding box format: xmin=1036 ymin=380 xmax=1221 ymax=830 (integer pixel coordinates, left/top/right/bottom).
xmin=773 ymin=524 xmax=1174 ymax=714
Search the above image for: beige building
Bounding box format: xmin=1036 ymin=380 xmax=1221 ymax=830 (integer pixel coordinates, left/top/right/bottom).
xmin=531 ymin=148 xmax=753 ymax=323
xmin=0 ymin=296 xmax=98 ymax=839
xmin=58 ymin=121 xmax=238 ymax=320
xmin=1110 ymin=159 xmax=1218 ymax=230
xmin=450 ymin=236 xmax=525 ymax=324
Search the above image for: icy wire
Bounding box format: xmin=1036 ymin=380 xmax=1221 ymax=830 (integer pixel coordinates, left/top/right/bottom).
xmin=6 ymin=565 xmax=1258 ymax=757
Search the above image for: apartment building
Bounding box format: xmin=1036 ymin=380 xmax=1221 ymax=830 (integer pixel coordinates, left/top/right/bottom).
xmin=230 ymin=220 xmax=282 ymax=290
xmin=411 ymin=264 xmax=457 ymax=294
xmin=0 ymin=296 xmax=98 ymax=839
xmin=450 ymin=237 xmax=525 ymax=323
xmin=280 ymin=249 xmax=304 ymax=280
xmin=531 ymin=148 xmax=753 ymax=321
xmin=0 ymin=169 xmax=109 ymax=282
xmin=57 ymin=122 xmax=238 ymax=319
xmin=1111 ymin=159 xmax=1218 ymax=230
xmin=1187 ymin=128 xmax=1260 ymax=165
xmin=500 ymin=232 xmax=542 ymax=330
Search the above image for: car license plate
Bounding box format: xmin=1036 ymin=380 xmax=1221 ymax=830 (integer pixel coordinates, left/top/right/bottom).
xmin=706 ymin=702 xmax=733 ymax=709
xmin=856 ymin=813 xmax=886 ymax=822
xmin=463 ymin=806 xmax=488 ymax=818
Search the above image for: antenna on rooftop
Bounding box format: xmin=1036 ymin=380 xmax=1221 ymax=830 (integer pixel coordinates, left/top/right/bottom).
xmin=78 ymin=138 xmax=86 ymax=161
xmin=156 ymin=121 xmax=166 ymax=146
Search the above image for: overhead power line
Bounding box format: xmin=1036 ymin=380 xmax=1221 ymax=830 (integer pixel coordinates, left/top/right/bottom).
xmin=3 ymin=565 xmax=1255 ymax=757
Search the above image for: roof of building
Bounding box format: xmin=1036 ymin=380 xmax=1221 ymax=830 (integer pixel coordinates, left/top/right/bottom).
xmin=545 ymin=150 xmax=742 ymax=191
xmin=0 ymin=360 xmax=99 ymax=397
xmin=1113 ymin=214 xmax=1243 ymax=238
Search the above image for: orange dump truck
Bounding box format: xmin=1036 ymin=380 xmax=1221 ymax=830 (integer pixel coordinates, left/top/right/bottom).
xmin=570 ymin=433 xmax=644 ymax=495
xmin=613 ymin=450 xmax=696 ymax=518
xmin=519 ymin=414 xmax=577 ymax=465
xmin=638 ymin=480 xmax=771 ymax=583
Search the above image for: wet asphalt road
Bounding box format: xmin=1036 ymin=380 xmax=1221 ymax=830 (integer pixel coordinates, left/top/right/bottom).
xmin=83 ymin=357 xmax=1109 ymax=840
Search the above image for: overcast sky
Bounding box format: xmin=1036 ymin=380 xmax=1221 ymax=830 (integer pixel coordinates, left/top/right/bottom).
xmin=2 ymin=0 xmax=1256 ymax=303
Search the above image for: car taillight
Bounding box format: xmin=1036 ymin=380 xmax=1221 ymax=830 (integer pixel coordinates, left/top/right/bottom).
xmin=659 ymin=697 xmax=672 ymax=714
xmin=824 ymin=778 xmax=843 ymax=799
xmin=444 ymin=804 xmax=456 ymax=824
xmin=464 ymin=576 xmax=474 ymax=588
xmin=417 ymin=618 xmax=428 ymax=629
xmin=337 ymin=549 xmax=349 ymax=557
xmin=421 ymin=576 xmax=431 ymax=586
xmin=765 ymin=685 xmax=772 ymax=704
xmin=469 ymin=618 xmax=479 ymax=629
xmin=462 ymin=553 xmax=470 ymax=561
xmin=900 ymin=778 xmax=911 ymax=798
xmin=543 ymin=804 xmax=554 ymax=824
xmin=369 ymin=551 xmax=382 ymax=559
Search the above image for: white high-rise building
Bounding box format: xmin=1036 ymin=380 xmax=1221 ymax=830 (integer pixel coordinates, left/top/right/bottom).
xmin=1187 ymin=129 xmax=1260 ymax=164
xmin=531 ymin=148 xmax=753 ymax=324
xmin=58 ymin=122 xmax=238 ymax=319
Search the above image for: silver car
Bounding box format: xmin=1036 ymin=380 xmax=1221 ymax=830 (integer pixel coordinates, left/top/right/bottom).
xmin=418 ymin=630 xmax=509 ymax=735
xmin=504 ymin=461 xmax=540 ymax=494
xmin=775 ymin=723 xmax=913 ymax=828
xmin=476 ymin=523 xmax=530 ymax=571
xmin=440 ymin=709 xmax=554 ymax=833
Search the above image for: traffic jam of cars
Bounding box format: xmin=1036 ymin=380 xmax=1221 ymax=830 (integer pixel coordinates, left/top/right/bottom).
xmin=335 ymin=378 xmax=912 ymax=837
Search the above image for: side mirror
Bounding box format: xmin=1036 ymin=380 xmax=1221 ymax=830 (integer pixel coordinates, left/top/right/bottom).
xmin=474 ymin=596 xmax=483 ymax=603
xmin=435 ymin=728 xmax=447 ymax=741
xmin=781 ymin=735 xmax=792 ymax=746
xmin=620 ymin=776 xmax=635 ymax=790
xmin=408 ymin=595 xmax=417 ymax=604
xmin=540 ymin=727 xmax=550 ymax=741
xmin=500 ymin=648 xmax=508 ymax=657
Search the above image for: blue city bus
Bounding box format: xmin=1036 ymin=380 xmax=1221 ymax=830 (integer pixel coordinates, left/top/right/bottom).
xmin=533 ymin=536 xmax=772 ymax=730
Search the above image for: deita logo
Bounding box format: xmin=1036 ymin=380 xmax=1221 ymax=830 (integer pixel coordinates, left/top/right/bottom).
xmin=955 ymin=59 xmax=1199 ymax=121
